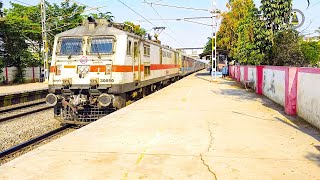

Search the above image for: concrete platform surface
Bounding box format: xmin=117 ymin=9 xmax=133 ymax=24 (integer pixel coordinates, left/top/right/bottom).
xmin=0 ymin=71 xmax=319 ymax=179
xmin=0 ymin=83 xmax=48 ymax=95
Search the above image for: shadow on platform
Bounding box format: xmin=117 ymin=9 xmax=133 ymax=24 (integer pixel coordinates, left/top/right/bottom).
xmin=196 ymin=72 xmax=320 ymax=155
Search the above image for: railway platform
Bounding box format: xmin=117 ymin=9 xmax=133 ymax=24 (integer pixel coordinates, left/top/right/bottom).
xmin=0 ymin=70 xmax=319 ymax=179
xmin=0 ymin=83 xmax=47 ymax=96
xmin=0 ymin=83 xmax=48 ymax=107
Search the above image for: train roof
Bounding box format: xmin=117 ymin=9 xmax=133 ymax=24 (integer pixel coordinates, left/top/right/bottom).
xmin=56 ymin=23 xmax=126 ymax=38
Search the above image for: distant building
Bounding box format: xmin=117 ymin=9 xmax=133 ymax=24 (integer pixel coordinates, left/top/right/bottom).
xmin=176 ymin=47 xmax=204 ymax=59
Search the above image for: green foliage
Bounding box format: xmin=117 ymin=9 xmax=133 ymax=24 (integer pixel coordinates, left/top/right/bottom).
xmin=0 ymin=1 xmax=88 ymax=82
xmin=271 ymin=30 xmax=305 ymax=66
xmin=260 ymin=0 xmax=292 ymax=32
xmin=124 ymin=21 xmax=146 ymax=36
xmin=46 ymin=1 xmax=86 ymax=52
xmin=214 ymin=0 xmax=311 ymax=66
xmin=216 ymin=0 xmax=266 ymax=65
xmin=204 ymin=37 xmax=213 ymax=54
xmin=0 ymin=3 xmax=42 ymax=69
xmin=301 ymin=41 xmax=320 ymax=67
xmin=87 ymin=12 xmax=114 ymax=22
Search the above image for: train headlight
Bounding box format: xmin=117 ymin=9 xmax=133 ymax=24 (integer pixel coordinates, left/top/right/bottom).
xmin=98 ymin=93 xmax=112 ymax=107
xmin=78 ymin=65 xmax=89 ymax=74
xmin=46 ymin=93 xmax=58 ymax=106
xmin=106 ymin=64 xmax=112 ymax=75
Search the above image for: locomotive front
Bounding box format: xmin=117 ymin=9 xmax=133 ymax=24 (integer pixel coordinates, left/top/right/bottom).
xmin=46 ymin=20 xmax=126 ymax=125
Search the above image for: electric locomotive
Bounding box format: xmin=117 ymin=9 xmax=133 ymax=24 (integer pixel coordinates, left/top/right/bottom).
xmin=46 ymin=18 xmax=205 ymax=125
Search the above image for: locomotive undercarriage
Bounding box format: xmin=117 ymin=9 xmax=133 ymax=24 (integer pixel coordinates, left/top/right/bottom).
xmin=47 ymin=77 xmax=179 ymax=125
xmin=47 ymin=88 xmax=126 ymax=125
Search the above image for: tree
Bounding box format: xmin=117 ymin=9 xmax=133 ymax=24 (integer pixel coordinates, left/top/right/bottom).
xmin=271 ymin=30 xmax=305 ymax=66
xmin=124 ymin=21 xmax=146 ymax=36
xmin=0 ymin=3 xmax=42 ymax=82
xmin=301 ymin=41 xmax=320 ymax=67
xmin=46 ymin=1 xmax=86 ymax=52
xmin=216 ymin=0 xmax=265 ymax=65
xmin=88 ymin=12 xmax=114 ymax=22
xmin=0 ymin=1 xmax=87 ymax=82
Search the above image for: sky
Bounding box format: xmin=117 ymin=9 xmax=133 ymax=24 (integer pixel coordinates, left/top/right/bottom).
xmin=2 ymin=0 xmax=320 ymax=48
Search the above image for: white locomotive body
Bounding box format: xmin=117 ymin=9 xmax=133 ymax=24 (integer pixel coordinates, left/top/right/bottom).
xmin=46 ymin=19 xmax=205 ymax=124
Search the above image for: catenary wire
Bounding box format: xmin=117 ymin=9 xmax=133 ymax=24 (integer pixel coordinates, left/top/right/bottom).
xmin=116 ymin=0 xmax=183 ymax=46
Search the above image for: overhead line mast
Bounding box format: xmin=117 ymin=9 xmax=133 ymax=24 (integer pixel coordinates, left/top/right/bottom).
xmin=40 ymin=0 xmax=49 ymax=82
xmin=211 ymin=0 xmax=218 ymax=81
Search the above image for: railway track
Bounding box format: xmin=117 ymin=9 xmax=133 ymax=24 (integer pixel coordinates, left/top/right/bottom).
xmin=0 ymin=125 xmax=72 ymax=158
xmin=0 ymin=100 xmax=53 ymax=122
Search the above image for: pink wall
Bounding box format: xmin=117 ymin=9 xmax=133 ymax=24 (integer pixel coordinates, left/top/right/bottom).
xmin=229 ymin=65 xmax=320 ymax=129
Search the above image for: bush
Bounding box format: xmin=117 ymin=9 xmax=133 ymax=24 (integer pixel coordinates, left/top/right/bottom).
xmin=300 ymin=41 xmax=320 ymax=67
xmin=271 ymin=30 xmax=305 ymax=66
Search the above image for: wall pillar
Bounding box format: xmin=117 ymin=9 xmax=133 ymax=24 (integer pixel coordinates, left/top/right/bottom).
xmin=244 ymin=66 xmax=248 ymax=81
xmin=237 ymin=66 xmax=240 ymax=82
xmin=32 ymin=67 xmax=35 ymax=82
xmin=285 ymin=67 xmax=298 ymax=116
xmin=256 ymin=66 xmax=264 ymax=95
xmin=5 ymin=67 xmax=8 ymax=84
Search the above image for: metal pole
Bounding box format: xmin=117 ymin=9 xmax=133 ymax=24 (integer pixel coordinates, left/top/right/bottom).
xmin=0 ymin=0 xmax=3 ymax=18
xmin=211 ymin=0 xmax=217 ymax=81
xmin=40 ymin=0 xmax=49 ymax=82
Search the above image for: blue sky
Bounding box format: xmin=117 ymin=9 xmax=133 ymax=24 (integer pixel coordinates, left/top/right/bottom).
xmin=2 ymin=0 xmax=320 ymax=48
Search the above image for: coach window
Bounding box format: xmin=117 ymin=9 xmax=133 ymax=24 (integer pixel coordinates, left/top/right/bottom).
xmin=144 ymin=65 xmax=150 ymax=76
xmin=127 ymin=40 xmax=132 ymax=55
xmin=143 ymin=44 xmax=150 ymax=56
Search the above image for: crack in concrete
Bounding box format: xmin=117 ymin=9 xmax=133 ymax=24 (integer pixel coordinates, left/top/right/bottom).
xmin=198 ymin=121 xmax=217 ymax=179
xmin=200 ymin=154 xmax=217 ymax=180
xmin=207 ymin=122 xmax=214 ymax=152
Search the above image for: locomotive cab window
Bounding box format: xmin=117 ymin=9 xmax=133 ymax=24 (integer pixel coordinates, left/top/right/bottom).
xmin=89 ymin=37 xmax=114 ymax=55
xmin=58 ymin=38 xmax=83 ymax=56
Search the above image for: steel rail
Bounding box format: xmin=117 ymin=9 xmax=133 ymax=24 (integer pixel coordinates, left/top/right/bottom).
xmin=0 ymin=105 xmax=53 ymax=123
xmin=0 ymin=100 xmax=46 ymax=114
xmin=0 ymin=125 xmax=72 ymax=158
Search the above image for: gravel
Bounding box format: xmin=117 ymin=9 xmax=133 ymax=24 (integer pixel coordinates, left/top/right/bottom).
xmin=0 ymin=103 xmax=51 ymax=120
xmin=0 ymin=109 xmax=61 ymax=152
xmin=0 ymin=127 xmax=75 ymax=165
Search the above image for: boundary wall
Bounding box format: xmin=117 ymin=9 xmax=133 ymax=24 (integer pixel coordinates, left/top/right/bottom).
xmin=229 ymin=65 xmax=320 ymax=129
xmin=0 ymin=67 xmax=42 ymax=83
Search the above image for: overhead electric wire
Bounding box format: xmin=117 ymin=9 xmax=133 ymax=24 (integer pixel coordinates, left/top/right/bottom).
xmin=11 ymin=0 xmax=34 ymax=6
xmin=145 ymin=0 xmax=178 ymax=37
xmin=135 ymin=16 xmax=212 ymax=22
xmin=307 ymin=0 xmax=320 ymax=10
xmin=183 ymin=19 xmax=213 ymax=27
xmin=116 ymin=0 xmax=183 ymax=46
xmin=69 ymin=0 xmax=104 ymax=14
xmin=142 ymin=2 xmax=210 ymax=12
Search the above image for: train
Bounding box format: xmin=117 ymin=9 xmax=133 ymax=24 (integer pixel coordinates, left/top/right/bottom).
xmin=46 ymin=18 xmax=206 ymax=125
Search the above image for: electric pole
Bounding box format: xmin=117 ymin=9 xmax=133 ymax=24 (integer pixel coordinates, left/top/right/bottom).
xmin=40 ymin=0 xmax=49 ymax=82
xmin=211 ymin=0 xmax=218 ymax=81
xmin=0 ymin=0 xmax=4 ymax=18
